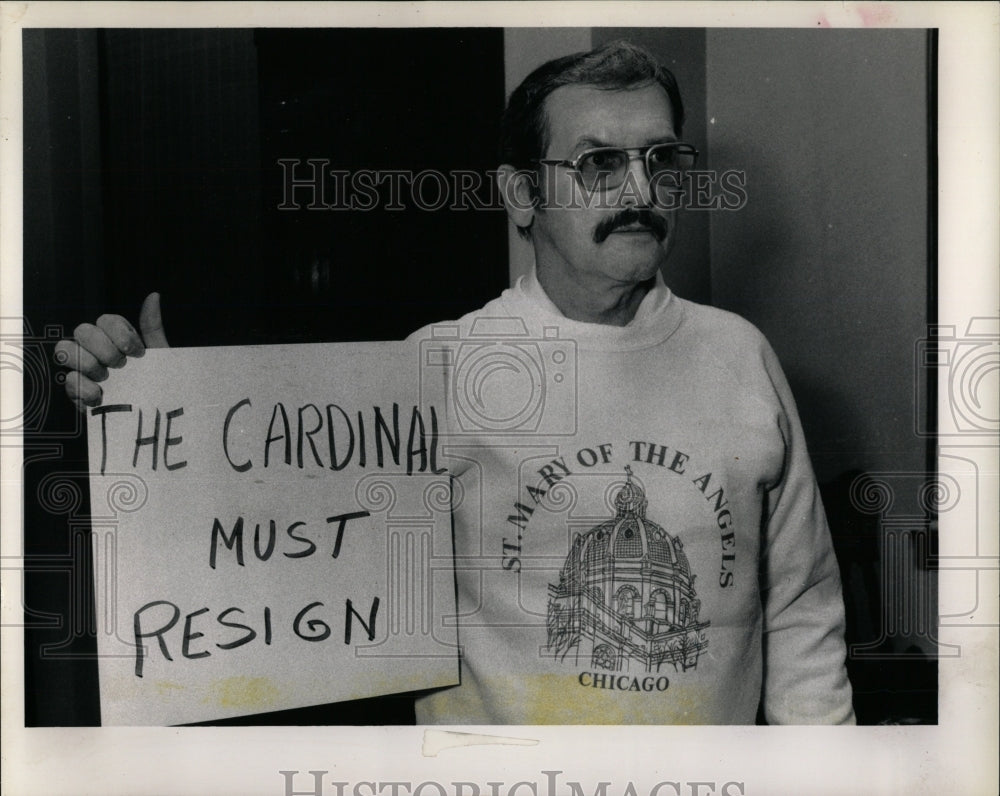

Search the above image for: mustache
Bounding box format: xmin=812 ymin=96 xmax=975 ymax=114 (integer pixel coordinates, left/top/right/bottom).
xmin=593 ymin=208 xmax=668 ymax=244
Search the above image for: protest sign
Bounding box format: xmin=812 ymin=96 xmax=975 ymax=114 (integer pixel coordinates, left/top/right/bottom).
xmin=86 ymin=342 xmax=458 ymax=725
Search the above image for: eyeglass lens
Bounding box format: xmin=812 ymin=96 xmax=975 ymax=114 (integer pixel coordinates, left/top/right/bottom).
xmin=577 ymin=144 xmax=696 ymax=189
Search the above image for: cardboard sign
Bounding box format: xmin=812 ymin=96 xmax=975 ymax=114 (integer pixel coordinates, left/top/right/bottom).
xmin=86 ymin=343 xmax=458 ymax=725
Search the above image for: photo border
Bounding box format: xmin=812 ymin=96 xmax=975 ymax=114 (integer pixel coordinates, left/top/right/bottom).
xmin=2 ymin=2 xmax=997 ymax=794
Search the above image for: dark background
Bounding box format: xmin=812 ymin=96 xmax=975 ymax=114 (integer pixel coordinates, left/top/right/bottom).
xmin=22 ymin=27 xmax=507 ymax=726
xmin=22 ymin=27 xmax=936 ymax=726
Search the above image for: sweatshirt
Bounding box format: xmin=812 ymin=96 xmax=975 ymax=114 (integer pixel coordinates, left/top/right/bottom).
xmin=408 ymin=270 xmax=855 ymax=725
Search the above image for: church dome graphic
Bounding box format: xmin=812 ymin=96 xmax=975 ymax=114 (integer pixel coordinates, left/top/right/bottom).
xmin=547 ymin=466 xmax=710 ymax=673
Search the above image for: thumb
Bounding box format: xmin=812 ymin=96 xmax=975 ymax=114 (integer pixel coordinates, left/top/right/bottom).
xmin=139 ymin=292 xmax=170 ymax=348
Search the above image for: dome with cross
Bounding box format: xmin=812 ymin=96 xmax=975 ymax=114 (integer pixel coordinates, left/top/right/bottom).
xmin=546 ymin=466 xmax=709 ymax=673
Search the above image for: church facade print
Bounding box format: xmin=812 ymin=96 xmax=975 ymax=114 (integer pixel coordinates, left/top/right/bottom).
xmin=546 ymin=467 xmax=710 ymax=673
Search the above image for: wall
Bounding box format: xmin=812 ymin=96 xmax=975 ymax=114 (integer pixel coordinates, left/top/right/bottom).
xmin=99 ymin=30 xmax=264 ymax=341
xmin=704 ymin=29 xmax=933 ymax=674
xmin=23 ymin=30 xmax=106 ymax=317
xmin=705 ymin=29 xmax=929 ymax=484
xmin=22 ymin=29 xmax=107 ymax=727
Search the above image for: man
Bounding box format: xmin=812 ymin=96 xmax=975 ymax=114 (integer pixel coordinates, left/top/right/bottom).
xmin=55 ymin=40 xmax=855 ymax=724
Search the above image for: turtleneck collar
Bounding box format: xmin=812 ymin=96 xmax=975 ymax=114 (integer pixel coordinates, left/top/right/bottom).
xmin=497 ymin=266 xmax=685 ymax=352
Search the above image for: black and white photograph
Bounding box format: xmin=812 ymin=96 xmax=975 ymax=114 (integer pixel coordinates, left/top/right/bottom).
xmin=2 ymin=2 xmax=997 ymax=794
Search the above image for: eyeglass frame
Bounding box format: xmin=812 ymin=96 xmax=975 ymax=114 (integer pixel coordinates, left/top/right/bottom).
xmin=532 ymin=142 xmax=700 ymax=192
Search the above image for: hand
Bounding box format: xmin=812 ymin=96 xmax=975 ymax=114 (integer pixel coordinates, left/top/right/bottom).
xmin=54 ymin=292 xmax=170 ymax=412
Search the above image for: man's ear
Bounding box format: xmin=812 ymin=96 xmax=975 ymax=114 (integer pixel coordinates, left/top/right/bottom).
xmin=496 ymin=164 xmax=537 ymax=234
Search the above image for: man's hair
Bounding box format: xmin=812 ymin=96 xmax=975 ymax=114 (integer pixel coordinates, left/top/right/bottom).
xmin=500 ymin=39 xmax=685 ymax=170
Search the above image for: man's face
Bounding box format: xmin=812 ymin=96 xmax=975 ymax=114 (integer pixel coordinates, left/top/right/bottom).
xmin=531 ymin=82 xmax=680 ymax=289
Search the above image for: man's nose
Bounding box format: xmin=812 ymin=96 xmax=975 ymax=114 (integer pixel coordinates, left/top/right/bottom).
xmin=619 ymin=154 xmax=654 ymax=208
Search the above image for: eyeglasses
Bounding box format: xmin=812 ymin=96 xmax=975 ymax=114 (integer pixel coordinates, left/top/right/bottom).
xmin=536 ymin=142 xmax=699 ymax=192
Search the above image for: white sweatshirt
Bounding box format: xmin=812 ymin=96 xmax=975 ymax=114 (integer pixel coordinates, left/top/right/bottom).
xmin=409 ymin=270 xmax=855 ymax=725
